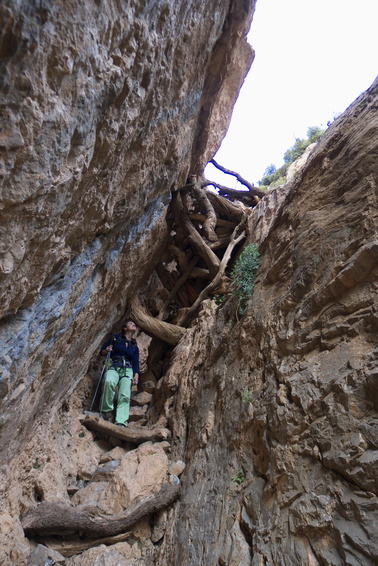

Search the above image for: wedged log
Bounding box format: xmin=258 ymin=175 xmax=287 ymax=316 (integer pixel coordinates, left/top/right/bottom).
xmin=172 ymin=191 xmax=220 ymax=276
xmin=157 ymin=255 xmax=199 ymax=320
xmin=188 ymin=213 xmax=236 ymax=229
xmin=178 ymin=224 xmax=246 ymax=326
xmin=206 ymin=189 xmax=245 ymax=222
xmin=204 ymin=181 xmax=261 ymax=205
xmin=217 ymin=185 xmax=263 ymax=203
xmin=130 ymin=297 xmax=186 ymax=344
xmin=22 ymin=482 xmax=181 ymax=538
xmin=185 ymin=219 xmax=220 ymax=276
xmin=156 ymin=262 xmax=176 ymax=294
xmin=192 ymin=184 xmax=217 ymax=242
xmin=209 ymin=236 xmax=232 ymax=250
xmin=210 ymin=159 xmax=266 ymax=199
xmin=168 ymin=244 xmax=192 ymax=271
xmin=189 ymin=266 xmax=211 ymax=279
xmin=83 ymin=414 xmax=171 ymax=444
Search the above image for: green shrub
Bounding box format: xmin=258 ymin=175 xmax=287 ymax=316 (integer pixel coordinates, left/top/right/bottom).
xmin=213 ymin=294 xmax=226 ymax=306
xmin=243 ymin=390 xmax=252 ymax=403
xmin=232 ymin=469 xmax=245 ymax=485
xmin=283 ymin=126 xmax=325 ymax=164
xmin=258 ymin=125 xmax=325 ymax=187
xmin=259 ymin=163 xmax=289 ymax=187
xmin=231 ymin=243 xmax=260 ymax=314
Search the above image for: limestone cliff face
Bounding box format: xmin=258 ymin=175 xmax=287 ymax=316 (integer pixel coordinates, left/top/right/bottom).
xmin=0 ymin=0 xmax=254 ymax=461
xmin=152 ymin=80 xmax=378 ymax=565
xmin=1 ymin=1 xmax=377 ymax=565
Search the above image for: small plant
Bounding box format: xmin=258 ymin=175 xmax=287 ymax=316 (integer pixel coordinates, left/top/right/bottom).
xmin=243 ymin=390 xmax=252 ymax=403
xmin=33 ymin=458 xmax=41 ymax=469
xmin=213 ymin=294 xmax=226 ymax=306
xmin=78 ymin=430 xmax=85 ymax=438
xmin=231 ymin=243 xmax=260 ymax=314
xmin=232 ymin=469 xmax=245 ymax=485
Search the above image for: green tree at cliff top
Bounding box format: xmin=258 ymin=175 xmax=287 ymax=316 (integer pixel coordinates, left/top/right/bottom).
xmin=259 ymin=126 xmax=325 ymax=189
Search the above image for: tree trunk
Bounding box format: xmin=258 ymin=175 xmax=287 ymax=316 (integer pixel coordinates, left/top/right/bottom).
xmin=82 ymin=414 xmax=171 ymax=443
xmin=130 ymin=297 xmax=186 ymax=344
xmin=22 ymin=483 xmax=181 ymax=538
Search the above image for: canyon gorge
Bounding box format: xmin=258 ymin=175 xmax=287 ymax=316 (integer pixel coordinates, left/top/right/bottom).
xmin=0 ymin=0 xmax=377 ymax=565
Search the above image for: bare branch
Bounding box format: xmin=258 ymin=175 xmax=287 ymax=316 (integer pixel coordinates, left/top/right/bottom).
xmin=178 ymin=220 xmax=246 ymax=326
xmin=192 ymin=183 xmax=218 ymax=242
xmin=83 ymin=415 xmax=171 ymax=444
xmin=206 ymin=190 xmax=245 ymax=222
xmin=188 ymin=213 xmax=236 ymax=229
xmin=210 ymin=159 xmax=265 ymax=197
xmin=22 ymin=483 xmax=181 ymax=538
xmin=130 ymin=297 xmax=186 ymax=345
xmin=173 ymin=191 xmax=220 ymax=277
xmin=202 ymin=181 xmax=264 ymax=205
xmin=157 ymin=255 xmax=200 ymax=320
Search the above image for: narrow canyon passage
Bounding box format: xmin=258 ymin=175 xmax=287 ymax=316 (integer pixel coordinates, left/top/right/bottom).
xmin=1 ymin=0 xmax=377 ymax=564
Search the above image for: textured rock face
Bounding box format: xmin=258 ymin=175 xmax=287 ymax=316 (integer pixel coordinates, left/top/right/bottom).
xmin=152 ymin=80 xmax=378 ymax=565
xmin=0 ymin=0 xmax=254 ymax=463
xmin=1 ymin=1 xmax=377 ymax=565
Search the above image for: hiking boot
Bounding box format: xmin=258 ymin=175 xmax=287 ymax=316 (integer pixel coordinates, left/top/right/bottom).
xmin=100 ymin=412 xmax=112 ymax=422
xmin=116 ymin=422 xmax=128 ymax=428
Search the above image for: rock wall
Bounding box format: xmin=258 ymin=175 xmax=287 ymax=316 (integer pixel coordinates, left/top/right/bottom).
xmin=0 ymin=0 xmax=254 ymax=462
xmin=152 ymin=80 xmax=378 ymax=565
xmin=1 ymin=1 xmax=377 ymax=565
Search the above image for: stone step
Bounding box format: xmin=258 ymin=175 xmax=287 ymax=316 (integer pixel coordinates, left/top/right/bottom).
xmin=129 ymin=405 xmax=148 ymax=421
xmin=131 ymin=391 xmax=153 ymax=407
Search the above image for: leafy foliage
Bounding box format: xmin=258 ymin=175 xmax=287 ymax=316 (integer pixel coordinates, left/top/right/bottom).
xmin=232 ymin=469 xmax=245 ymax=485
xmin=258 ymin=126 xmax=325 ymax=188
xmin=231 ymin=243 xmax=260 ymax=314
xmin=259 ymin=163 xmax=289 ymax=188
xmin=213 ymin=294 xmax=226 ymax=306
xmin=243 ymin=390 xmax=252 ymax=403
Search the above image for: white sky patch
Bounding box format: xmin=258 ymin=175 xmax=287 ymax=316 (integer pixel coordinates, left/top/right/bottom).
xmin=206 ymin=0 xmax=378 ymax=186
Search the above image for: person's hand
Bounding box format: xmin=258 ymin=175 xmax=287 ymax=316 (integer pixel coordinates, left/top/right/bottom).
xmin=133 ymin=373 xmax=139 ymax=385
xmin=105 ymin=345 xmax=113 ymax=352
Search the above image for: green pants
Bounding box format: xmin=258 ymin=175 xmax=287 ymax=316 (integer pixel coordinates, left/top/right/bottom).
xmin=101 ymin=367 xmax=133 ymax=425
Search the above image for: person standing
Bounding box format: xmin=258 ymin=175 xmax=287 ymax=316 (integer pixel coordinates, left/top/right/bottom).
xmin=99 ymin=319 xmax=140 ymax=427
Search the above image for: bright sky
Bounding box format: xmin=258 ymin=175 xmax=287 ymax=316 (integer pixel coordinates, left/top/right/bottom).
xmin=206 ymin=0 xmax=378 ymax=186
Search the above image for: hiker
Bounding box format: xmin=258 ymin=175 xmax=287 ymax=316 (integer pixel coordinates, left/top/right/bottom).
xmin=99 ymin=319 xmax=140 ymax=427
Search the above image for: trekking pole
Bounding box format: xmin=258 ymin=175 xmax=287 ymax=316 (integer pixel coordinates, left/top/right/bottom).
xmin=90 ymin=351 xmax=111 ymax=411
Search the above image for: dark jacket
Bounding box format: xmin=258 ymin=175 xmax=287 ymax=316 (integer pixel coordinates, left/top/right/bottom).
xmin=101 ymin=334 xmax=140 ymax=375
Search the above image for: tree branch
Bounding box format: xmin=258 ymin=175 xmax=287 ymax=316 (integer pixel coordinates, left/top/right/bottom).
xmin=192 ymin=183 xmax=218 ymax=242
xmin=205 ymin=189 xmax=245 ymax=222
xmin=210 ymin=159 xmax=265 ymax=198
xmin=157 ymin=255 xmax=200 ymax=320
xmin=82 ymin=415 xmax=171 ymax=444
xmin=22 ymin=482 xmax=181 ymax=538
xmin=178 ymin=220 xmax=246 ymax=327
xmin=173 ymin=191 xmax=220 ymax=277
xmin=130 ymin=297 xmax=186 ymax=344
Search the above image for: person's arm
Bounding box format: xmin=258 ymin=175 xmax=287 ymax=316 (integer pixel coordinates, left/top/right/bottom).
xmin=100 ymin=344 xmax=113 ymax=355
xmin=100 ymin=335 xmax=117 ymax=355
xmin=132 ymin=346 xmax=140 ymax=385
